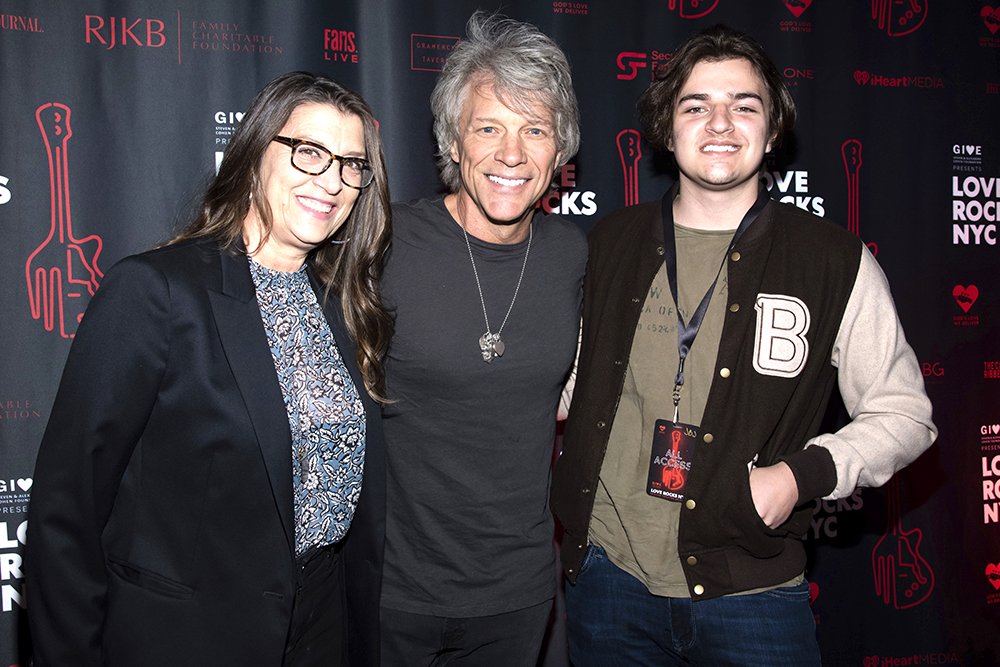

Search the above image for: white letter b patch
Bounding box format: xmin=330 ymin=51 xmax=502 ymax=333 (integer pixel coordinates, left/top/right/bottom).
xmin=753 ymin=294 xmax=810 ymax=378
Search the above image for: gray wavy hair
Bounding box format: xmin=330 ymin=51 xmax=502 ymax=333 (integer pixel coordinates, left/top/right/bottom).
xmin=430 ymin=11 xmax=581 ymax=192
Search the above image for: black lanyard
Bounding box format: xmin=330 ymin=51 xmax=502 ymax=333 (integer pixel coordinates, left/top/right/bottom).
xmin=660 ymin=187 xmax=771 ymax=421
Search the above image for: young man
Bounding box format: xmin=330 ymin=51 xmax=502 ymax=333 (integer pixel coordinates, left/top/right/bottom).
xmin=551 ymin=24 xmax=936 ymax=666
xmin=379 ymin=11 xmax=586 ymax=667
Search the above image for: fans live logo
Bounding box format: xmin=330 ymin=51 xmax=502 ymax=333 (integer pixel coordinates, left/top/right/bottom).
xmin=324 ymin=28 xmax=357 ymax=63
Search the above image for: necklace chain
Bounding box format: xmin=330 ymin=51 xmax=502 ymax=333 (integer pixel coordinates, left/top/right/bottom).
xmin=460 ymin=218 xmax=532 ymax=363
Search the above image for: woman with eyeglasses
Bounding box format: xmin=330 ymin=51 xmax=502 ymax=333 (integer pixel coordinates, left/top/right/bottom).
xmin=26 ymin=71 xmax=391 ymax=667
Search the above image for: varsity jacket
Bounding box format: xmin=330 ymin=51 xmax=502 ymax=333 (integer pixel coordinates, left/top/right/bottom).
xmin=551 ymin=191 xmax=936 ymax=600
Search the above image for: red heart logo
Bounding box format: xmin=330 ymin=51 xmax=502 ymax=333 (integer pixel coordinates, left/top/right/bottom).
xmin=983 ymin=7 xmax=1000 ymax=34
xmin=953 ymin=285 xmax=979 ymax=312
xmin=863 ymin=657 xmax=880 ymax=667
xmin=986 ymin=563 xmax=1000 ymax=590
xmin=855 ymin=71 xmax=870 ymax=85
xmin=809 ymin=581 xmax=819 ymax=604
xmin=783 ymin=0 xmax=812 ymax=18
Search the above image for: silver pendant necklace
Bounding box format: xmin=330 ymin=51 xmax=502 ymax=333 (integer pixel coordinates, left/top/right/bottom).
xmin=460 ymin=218 xmax=532 ymax=363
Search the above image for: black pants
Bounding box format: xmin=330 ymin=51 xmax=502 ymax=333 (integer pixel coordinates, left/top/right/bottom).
xmin=283 ymin=543 xmax=346 ymax=667
xmin=380 ymin=599 xmax=553 ymax=667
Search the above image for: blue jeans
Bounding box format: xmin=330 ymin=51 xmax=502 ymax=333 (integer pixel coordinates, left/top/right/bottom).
xmin=565 ymin=545 xmax=821 ymax=667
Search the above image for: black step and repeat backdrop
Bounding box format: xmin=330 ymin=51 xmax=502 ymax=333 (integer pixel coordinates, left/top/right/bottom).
xmin=2 ymin=1 xmax=999 ymax=665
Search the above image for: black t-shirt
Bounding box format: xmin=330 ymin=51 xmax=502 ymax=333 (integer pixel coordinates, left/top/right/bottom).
xmin=380 ymin=197 xmax=587 ymax=616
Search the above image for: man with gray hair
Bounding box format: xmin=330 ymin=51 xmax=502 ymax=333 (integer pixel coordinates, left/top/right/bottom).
xmin=378 ymin=11 xmax=586 ymax=667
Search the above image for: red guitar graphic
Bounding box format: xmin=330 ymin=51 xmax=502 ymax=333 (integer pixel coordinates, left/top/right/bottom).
xmin=872 ymin=0 xmax=927 ymax=36
xmin=871 ymin=474 xmax=934 ymax=609
xmin=662 ymin=429 xmax=686 ymax=491
xmin=25 ymin=103 xmax=103 ymax=338
xmin=841 ymin=139 xmax=877 ymax=257
xmin=617 ymin=129 xmax=641 ymax=207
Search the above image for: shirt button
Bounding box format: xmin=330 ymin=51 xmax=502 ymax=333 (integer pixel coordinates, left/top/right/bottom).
xmin=719 ymin=368 xmax=730 ymax=378
xmin=568 ymin=568 xmax=574 ymax=574
xmin=685 ymin=499 xmax=696 ymax=510
xmin=687 ymin=556 xmax=698 ymax=566
xmin=578 ymin=543 xmax=585 ymax=550
xmin=730 ymin=251 xmax=741 ymax=262
xmin=729 ymin=303 xmax=740 ymax=312
xmin=656 ymin=246 xmax=665 ymax=256
xmin=693 ymin=584 xmax=705 ymax=596
xmin=703 ymin=433 xmax=714 ymax=443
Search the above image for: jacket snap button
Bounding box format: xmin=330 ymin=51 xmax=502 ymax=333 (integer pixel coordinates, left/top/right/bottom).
xmin=719 ymin=368 xmax=730 ymax=378
xmin=693 ymin=584 xmax=705 ymax=596
xmin=687 ymin=556 xmax=698 ymax=566
xmin=729 ymin=303 xmax=739 ymax=312
xmin=730 ymin=251 xmax=741 ymax=262
xmin=685 ymin=499 xmax=696 ymax=510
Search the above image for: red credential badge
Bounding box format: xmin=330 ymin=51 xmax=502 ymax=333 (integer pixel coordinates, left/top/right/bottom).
xmin=647 ymin=419 xmax=697 ymax=501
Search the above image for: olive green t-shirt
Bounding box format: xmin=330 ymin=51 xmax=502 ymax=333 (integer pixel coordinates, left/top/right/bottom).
xmin=589 ymin=223 xmax=732 ymax=597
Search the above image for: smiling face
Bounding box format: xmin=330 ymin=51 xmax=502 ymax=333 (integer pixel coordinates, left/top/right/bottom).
xmin=247 ymin=102 xmax=365 ymax=271
xmin=668 ymin=58 xmax=774 ymax=200
xmin=448 ymin=81 xmax=561 ymax=244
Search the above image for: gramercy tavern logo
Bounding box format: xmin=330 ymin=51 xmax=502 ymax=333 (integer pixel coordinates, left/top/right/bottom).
xmin=668 ymin=0 xmax=718 ymax=19
xmin=871 ymin=0 xmax=928 ymax=36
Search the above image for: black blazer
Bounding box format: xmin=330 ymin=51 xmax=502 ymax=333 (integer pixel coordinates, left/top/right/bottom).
xmin=26 ymin=239 xmax=385 ymax=666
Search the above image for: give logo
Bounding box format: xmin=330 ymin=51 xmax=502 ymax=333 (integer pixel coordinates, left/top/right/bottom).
xmin=17 ymin=478 xmax=32 ymax=492
xmin=983 ymin=6 xmax=1000 ymax=34
xmin=987 ymin=562 xmax=1000 ymax=590
xmin=953 ymin=285 xmax=979 ymax=312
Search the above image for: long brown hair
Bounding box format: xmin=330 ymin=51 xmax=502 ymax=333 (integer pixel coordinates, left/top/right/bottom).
xmin=171 ymin=71 xmax=392 ymax=401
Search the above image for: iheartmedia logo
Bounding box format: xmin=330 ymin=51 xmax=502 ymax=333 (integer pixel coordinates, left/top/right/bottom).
xmin=616 ymin=51 xmax=671 ymax=81
xmin=411 ymin=34 xmax=459 ymax=72
xmin=854 ymin=70 xmax=944 ymax=88
xmin=324 ymin=28 xmax=357 ymax=63
xmin=871 ymin=0 xmax=928 ymax=36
